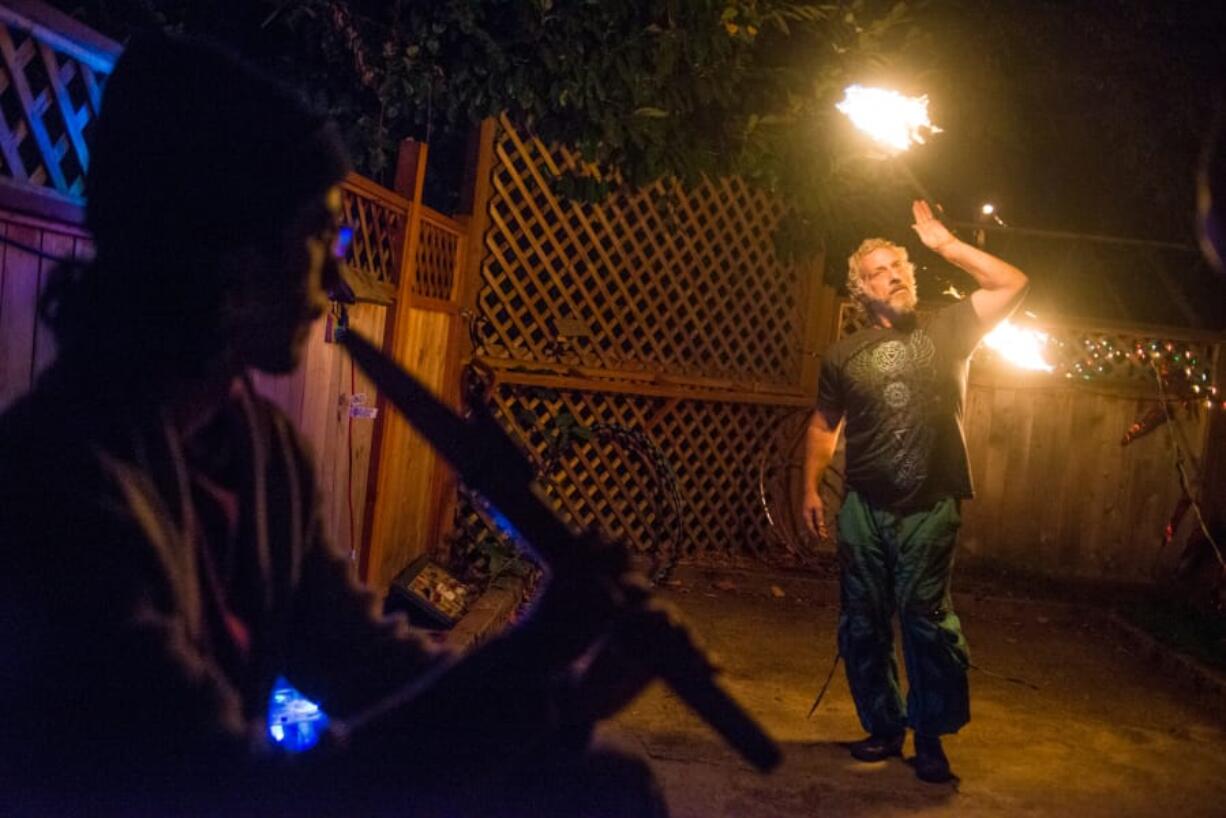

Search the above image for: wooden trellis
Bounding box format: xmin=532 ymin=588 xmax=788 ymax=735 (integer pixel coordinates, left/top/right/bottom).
xmin=414 ymin=210 xmax=463 ymax=303
xmin=0 ymin=3 xmax=117 ymax=221
xmin=454 ymin=383 xmax=803 ymax=568
xmin=460 ymin=115 xmax=820 ymax=566
xmin=340 ymin=174 xmax=465 ymax=308
xmin=341 ymin=174 xmax=406 ymax=290
xmin=478 ymin=114 xmax=807 ymax=388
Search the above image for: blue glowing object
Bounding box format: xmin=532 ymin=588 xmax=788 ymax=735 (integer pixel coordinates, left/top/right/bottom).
xmin=489 ymin=508 xmax=524 ymax=543
xmin=333 ymin=225 xmax=354 ymax=259
xmin=267 ymin=676 xmax=329 ymax=753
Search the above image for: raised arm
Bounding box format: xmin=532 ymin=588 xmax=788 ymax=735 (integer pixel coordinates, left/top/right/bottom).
xmin=911 ymin=200 xmax=1028 ymax=327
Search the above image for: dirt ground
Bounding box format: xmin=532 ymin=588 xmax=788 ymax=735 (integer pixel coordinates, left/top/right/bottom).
xmin=603 ymin=568 xmax=1226 ymax=818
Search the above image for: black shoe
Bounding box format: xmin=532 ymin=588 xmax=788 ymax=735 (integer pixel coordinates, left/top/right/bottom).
xmin=913 ymin=733 xmax=954 ymax=783
xmin=848 ymin=732 xmax=905 ymax=762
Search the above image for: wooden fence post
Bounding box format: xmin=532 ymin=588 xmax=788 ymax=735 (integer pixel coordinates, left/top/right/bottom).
xmin=359 ymin=142 xmax=429 ymax=588
xmin=427 ymin=118 xmax=497 ymax=567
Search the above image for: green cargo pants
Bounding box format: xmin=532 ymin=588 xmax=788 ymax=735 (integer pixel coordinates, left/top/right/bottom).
xmin=836 ymin=490 xmax=970 ymax=737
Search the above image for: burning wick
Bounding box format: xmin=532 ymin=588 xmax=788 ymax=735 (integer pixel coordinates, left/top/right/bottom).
xmin=836 ymin=84 xmax=942 ymax=153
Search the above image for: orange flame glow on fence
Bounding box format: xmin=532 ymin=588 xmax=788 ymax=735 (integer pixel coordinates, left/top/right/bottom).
xmin=982 ymin=321 xmax=1054 ymax=372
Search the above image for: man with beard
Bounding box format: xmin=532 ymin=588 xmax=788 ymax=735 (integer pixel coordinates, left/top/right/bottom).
xmin=802 ymin=201 xmax=1028 ymax=783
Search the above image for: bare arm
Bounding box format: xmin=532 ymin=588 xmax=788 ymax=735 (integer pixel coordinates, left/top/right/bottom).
xmin=911 ymin=200 xmax=1029 ymax=328
xmin=801 ymin=406 xmax=843 ymax=540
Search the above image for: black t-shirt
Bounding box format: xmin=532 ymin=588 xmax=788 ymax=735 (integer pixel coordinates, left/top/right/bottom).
xmin=816 ymin=299 xmax=987 ymax=511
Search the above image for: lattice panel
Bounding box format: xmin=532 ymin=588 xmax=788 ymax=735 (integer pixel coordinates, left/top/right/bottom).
xmin=414 ymin=215 xmax=460 ymax=300
xmin=0 ymin=18 xmax=111 ymax=201
xmin=452 ymin=383 xmax=802 ymax=567
xmin=836 ymin=300 xmax=1219 ymax=396
xmin=341 ymin=185 xmax=405 ymax=287
xmin=477 ymin=115 xmax=806 ymax=386
xmin=837 ymin=300 xmax=872 ymax=339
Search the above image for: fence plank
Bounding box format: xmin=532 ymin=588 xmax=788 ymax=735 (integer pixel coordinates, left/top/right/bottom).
xmin=998 ymin=386 xmax=1036 ymax=566
xmin=342 ymin=303 xmax=386 ymax=561
xmin=364 ymin=305 xmax=451 ymax=588
xmin=0 ymin=222 xmax=41 ymax=410
xmin=32 ymin=228 xmax=70 ymax=378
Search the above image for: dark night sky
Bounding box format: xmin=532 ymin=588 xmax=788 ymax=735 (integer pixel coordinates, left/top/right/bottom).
xmin=889 ymin=0 xmax=1226 ymax=329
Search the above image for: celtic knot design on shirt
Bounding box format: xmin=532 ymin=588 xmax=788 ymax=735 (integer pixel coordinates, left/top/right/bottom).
xmin=872 ymin=340 xmax=909 ymax=376
xmin=843 ymin=328 xmax=939 ymax=493
xmin=883 ymin=381 xmax=911 ymax=409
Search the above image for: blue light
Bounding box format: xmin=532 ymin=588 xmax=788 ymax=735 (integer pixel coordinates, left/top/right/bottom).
xmin=333 ymin=225 xmax=354 ymax=259
xmin=489 ymin=509 xmax=523 ymax=542
xmin=267 ymin=676 xmax=329 ymax=753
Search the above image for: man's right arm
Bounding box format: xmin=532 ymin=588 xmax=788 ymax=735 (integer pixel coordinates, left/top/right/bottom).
xmin=802 ymin=406 xmax=843 ymax=540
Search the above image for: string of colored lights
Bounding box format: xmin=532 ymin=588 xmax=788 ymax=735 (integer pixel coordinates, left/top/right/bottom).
xmin=1052 ymin=336 xmax=1221 ymax=410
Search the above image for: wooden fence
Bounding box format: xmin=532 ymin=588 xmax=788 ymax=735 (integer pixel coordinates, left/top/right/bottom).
xmin=0 ymin=209 xmax=89 ymax=409
xmin=0 ymin=1 xmax=109 ymax=409
xmin=961 ymin=320 xmax=1221 ymax=582
xmin=255 ymin=168 xmax=468 ymax=589
xmin=454 ymin=115 xmax=828 ymax=570
xmin=455 ymin=116 xmax=1224 ymax=584
xmin=778 ymin=302 xmax=1224 ymax=584
xmin=0 ymin=2 xmax=467 ymax=591
xmin=0 ymin=1 xmax=116 ymax=223
xmin=359 ymin=163 xmax=468 ymax=589
xmin=3 ymin=0 xmax=1222 ymax=589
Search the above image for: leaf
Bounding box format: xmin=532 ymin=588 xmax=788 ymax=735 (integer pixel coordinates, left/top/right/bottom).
xmin=70 ymin=0 xmax=939 ymax=257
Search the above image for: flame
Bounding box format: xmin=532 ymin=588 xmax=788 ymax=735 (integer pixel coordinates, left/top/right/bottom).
xmin=982 ymin=321 xmax=1054 ymax=372
xmin=836 ymin=85 xmax=942 ymax=153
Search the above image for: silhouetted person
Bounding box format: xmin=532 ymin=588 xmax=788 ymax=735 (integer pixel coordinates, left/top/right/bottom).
xmin=0 ymin=34 xmax=665 ymax=817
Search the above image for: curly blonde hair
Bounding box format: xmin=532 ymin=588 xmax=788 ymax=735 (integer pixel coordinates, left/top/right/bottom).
xmin=846 ymin=238 xmax=914 ymax=315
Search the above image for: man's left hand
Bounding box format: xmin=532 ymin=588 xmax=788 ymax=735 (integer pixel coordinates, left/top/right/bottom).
xmin=911 ymin=200 xmax=958 ymax=254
